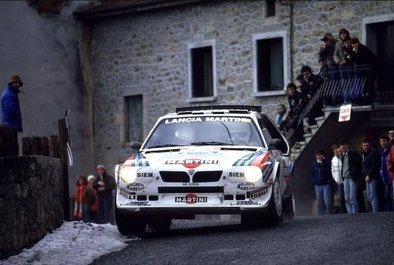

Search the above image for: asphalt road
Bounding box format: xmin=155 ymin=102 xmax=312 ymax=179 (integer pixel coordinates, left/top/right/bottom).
xmin=91 ymin=213 xmax=394 ymax=265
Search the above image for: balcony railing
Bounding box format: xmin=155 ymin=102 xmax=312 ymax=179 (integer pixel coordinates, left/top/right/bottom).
xmin=286 ymin=64 xmax=374 ymax=146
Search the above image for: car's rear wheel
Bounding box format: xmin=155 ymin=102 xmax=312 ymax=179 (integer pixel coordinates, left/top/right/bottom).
xmin=115 ymin=207 xmax=146 ymax=236
xmin=147 ymin=215 xmax=172 ymax=234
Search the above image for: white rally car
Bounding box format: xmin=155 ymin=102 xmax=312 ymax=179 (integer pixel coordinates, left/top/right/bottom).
xmin=115 ymin=105 xmax=294 ymax=235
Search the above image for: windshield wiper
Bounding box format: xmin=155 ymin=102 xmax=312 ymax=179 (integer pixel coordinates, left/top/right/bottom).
xmin=191 ymin=141 xmax=233 ymax=146
xmin=148 ymin=144 xmax=183 ymax=148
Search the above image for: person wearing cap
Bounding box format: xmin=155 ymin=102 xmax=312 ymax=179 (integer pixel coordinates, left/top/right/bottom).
xmin=1 ymin=74 xmax=24 ymax=132
xmin=318 ymin=32 xmax=338 ymax=71
xmin=93 ymin=165 xmax=116 ymax=224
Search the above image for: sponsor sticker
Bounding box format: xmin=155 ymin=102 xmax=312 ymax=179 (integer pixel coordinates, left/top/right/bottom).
xmin=175 ymin=193 xmax=208 ymax=204
xmin=126 ymin=183 xmax=145 ymax=191
xmin=247 ymin=187 xmax=269 ymax=199
xmin=125 ymin=201 xmax=150 ymax=206
xmin=165 ymin=159 xmax=219 ymax=169
xmin=231 ymin=201 xmax=261 ymax=206
xmin=228 ymin=172 xmax=245 ymax=178
xmin=237 ymin=182 xmax=255 ymax=191
xmin=137 ymin=172 xmax=154 ymax=178
xmin=164 ymin=117 xmax=251 ymax=124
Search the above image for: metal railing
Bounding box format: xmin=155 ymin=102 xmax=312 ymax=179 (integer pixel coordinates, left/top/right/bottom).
xmin=286 ymin=64 xmax=373 ymax=146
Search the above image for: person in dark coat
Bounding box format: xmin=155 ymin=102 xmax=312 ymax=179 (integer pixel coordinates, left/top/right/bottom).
xmin=361 ymin=139 xmax=381 ymax=213
xmin=339 ymin=139 xmax=364 ymax=214
xmin=286 ymin=83 xmax=305 ymax=142
xmin=1 ymin=75 xmax=24 ymax=132
xmin=311 ymin=149 xmax=334 ymax=215
xmin=350 ymin=37 xmax=378 ymax=103
xmin=93 ymin=165 xmax=116 ymax=224
xmin=296 ymin=65 xmax=324 ymax=125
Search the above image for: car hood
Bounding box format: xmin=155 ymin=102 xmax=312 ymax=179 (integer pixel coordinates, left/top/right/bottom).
xmin=125 ymin=146 xmax=269 ymax=169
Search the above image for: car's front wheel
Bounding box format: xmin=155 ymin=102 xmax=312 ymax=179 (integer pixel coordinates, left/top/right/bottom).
xmin=115 ymin=207 xmax=147 ymax=236
xmin=147 ymin=215 xmax=172 ymax=234
xmin=265 ymin=180 xmax=283 ymax=225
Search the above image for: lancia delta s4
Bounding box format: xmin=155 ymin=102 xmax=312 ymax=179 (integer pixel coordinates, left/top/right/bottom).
xmin=115 ymin=105 xmax=294 ymax=235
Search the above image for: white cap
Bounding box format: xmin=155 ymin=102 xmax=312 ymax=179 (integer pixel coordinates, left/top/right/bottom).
xmin=87 ymin=175 xmax=96 ymax=182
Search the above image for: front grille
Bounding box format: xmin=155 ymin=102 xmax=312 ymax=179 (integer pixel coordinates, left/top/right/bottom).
xmin=158 ymin=186 xmax=224 ymax=193
xmin=192 ymin=171 xmax=222 ymax=182
xmin=160 ymin=171 xmax=190 ymax=182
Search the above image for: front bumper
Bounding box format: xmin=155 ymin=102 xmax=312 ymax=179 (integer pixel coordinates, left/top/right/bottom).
xmin=116 ymin=185 xmax=273 ymax=215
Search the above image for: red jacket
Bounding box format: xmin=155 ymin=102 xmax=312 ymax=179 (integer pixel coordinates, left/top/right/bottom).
xmin=387 ymin=145 xmax=394 ymax=180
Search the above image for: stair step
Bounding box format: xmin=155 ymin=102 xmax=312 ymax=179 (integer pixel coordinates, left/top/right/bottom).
xmin=303 ymin=133 xmax=312 ymax=143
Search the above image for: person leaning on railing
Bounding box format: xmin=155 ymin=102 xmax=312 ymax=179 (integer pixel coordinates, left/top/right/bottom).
xmin=349 ymin=37 xmax=378 ymax=104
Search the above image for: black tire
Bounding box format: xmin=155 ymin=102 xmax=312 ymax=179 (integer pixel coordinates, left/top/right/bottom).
xmin=147 ymin=216 xmax=172 ymax=234
xmin=265 ymin=180 xmax=283 ymax=226
xmin=115 ymin=207 xmax=146 ymax=236
xmin=240 ymin=213 xmax=259 ymax=228
xmin=282 ymin=195 xmax=295 ymax=221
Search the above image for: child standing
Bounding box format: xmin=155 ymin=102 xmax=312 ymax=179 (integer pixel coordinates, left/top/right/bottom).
xmin=87 ymin=175 xmax=99 ymax=222
xmin=73 ymin=176 xmax=96 ymax=222
xmin=311 ymin=149 xmax=334 ymax=215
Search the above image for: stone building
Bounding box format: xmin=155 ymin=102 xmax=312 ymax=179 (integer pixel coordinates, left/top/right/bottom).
xmin=75 ymin=0 xmax=394 ymax=175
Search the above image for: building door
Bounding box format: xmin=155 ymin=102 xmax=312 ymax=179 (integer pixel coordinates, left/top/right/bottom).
xmin=366 ymin=21 xmax=394 ymax=103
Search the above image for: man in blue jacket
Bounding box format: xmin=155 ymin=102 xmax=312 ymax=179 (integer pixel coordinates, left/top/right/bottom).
xmin=1 ymin=75 xmax=23 ymax=132
xmin=311 ymin=149 xmax=334 ymax=215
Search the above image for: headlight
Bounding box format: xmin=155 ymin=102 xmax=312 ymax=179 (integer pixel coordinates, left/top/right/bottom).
xmin=119 ymin=166 xmax=137 ymax=184
xmin=244 ymin=166 xmax=262 ymax=183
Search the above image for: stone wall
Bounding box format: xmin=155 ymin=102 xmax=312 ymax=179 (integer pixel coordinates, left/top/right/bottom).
xmin=292 ymin=1 xmax=394 ymax=74
xmin=0 ymin=156 xmax=63 ymax=260
xmin=90 ymin=0 xmax=292 ymax=170
xmin=89 ymin=0 xmax=394 ymax=173
xmin=0 ymin=1 xmax=95 ymax=193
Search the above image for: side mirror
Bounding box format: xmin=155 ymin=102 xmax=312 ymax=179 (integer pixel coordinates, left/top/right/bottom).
xmin=130 ymin=141 xmax=142 ymax=150
xmin=268 ymin=138 xmax=282 ymax=150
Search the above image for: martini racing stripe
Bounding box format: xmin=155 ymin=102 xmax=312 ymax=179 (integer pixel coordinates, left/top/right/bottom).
xmin=124 ymin=159 xmax=150 ymax=167
xmin=233 ymin=149 xmax=265 ymax=166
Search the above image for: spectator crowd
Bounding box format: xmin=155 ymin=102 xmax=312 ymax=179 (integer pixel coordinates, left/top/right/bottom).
xmin=276 ymin=28 xmax=378 ymax=143
xmin=310 ymin=130 xmax=394 ymax=215
xmin=72 ymin=165 xmax=116 ymax=224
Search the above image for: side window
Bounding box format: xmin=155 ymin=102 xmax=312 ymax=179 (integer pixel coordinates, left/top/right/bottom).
xmin=260 ymin=114 xmax=289 ymax=154
xmin=125 ymin=95 xmax=143 ymax=142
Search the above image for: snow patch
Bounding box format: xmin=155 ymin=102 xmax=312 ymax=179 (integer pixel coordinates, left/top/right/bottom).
xmin=1 ymin=221 xmax=136 ymax=265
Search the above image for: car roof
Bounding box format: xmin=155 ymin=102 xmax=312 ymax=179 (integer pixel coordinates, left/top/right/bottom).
xmin=161 ymin=105 xmax=263 ymax=118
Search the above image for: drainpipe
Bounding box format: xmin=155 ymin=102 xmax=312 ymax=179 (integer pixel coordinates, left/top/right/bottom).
xmin=279 ymin=0 xmax=294 ymax=81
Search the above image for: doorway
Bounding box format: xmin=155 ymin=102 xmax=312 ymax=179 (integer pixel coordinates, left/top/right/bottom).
xmin=366 ymin=20 xmax=394 ymax=103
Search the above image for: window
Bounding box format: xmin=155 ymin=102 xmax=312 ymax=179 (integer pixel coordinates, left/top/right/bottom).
xmin=125 ymin=95 xmax=143 ymax=142
xmin=188 ymin=40 xmax=216 ymax=99
xmin=253 ymin=31 xmax=288 ymax=95
xmin=266 ymin=0 xmax=276 ymax=17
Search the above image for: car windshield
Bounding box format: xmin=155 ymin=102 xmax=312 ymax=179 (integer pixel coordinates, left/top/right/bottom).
xmin=143 ymin=116 xmax=265 ymax=149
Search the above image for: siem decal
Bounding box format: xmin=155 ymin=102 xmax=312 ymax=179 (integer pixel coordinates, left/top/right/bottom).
xmin=137 ymin=172 xmax=154 ymax=178
xmin=247 ymin=187 xmax=269 ymax=199
xmin=231 ymin=201 xmax=261 ymax=206
xmin=175 ymin=193 xmax=208 ymax=204
xmin=237 ymin=182 xmax=255 ymax=190
xmin=126 ymin=183 xmax=145 ymax=191
xmin=165 ymin=159 xmax=219 ymax=169
xmin=229 ymin=172 xmax=245 ymax=178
